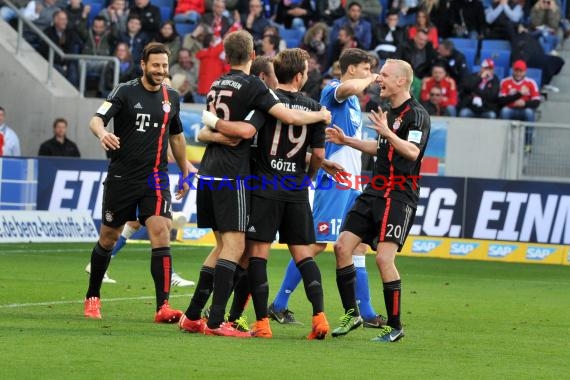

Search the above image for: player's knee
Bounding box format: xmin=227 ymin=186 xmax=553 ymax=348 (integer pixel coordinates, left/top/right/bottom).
xmin=99 ymin=229 xmax=121 ymax=248
xmin=147 ymin=222 xmax=171 ymax=241
xmin=375 ymin=252 xmax=394 ymax=271
xmin=333 ymin=239 xmax=352 ymax=261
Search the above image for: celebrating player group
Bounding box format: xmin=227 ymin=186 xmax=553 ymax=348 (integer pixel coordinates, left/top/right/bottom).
xmin=84 ymin=29 xmax=430 ymax=344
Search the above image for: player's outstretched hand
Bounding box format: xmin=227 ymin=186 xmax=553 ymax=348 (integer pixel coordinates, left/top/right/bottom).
xmin=325 ymin=124 xmax=346 ymax=145
xmin=202 ymin=110 xmax=220 ymax=130
xmin=99 ymin=132 xmax=120 ymax=151
xmin=176 ymin=180 xmax=190 ymax=200
xmin=322 ymin=159 xmax=345 ymax=178
xmin=320 ymin=106 xmax=332 ymax=125
xmin=367 ymin=109 xmax=391 ymax=137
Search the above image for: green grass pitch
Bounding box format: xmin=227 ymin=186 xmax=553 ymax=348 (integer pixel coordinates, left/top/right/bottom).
xmin=1 ymin=243 xmax=569 ymax=379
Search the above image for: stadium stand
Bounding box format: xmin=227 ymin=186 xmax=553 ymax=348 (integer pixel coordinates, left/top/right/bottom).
xmin=481 ymin=39 xmax=511 ymax=51
xmin=448 ymin=38 xmax=477 ymax=50
xmin=175 ymin=22 xmax=197 ymax=37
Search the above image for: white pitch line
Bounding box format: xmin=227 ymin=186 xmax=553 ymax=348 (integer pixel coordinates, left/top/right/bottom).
xmin=0 ymin=293 xmax=193 ymax=309
xmin=0 ymin=247 xmax=154 ymax=255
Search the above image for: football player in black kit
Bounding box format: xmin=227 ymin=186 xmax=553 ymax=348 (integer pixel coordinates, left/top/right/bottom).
xmin=84 ymin=42 xmax=190 ymax=323
xmin=326 ymin=59 xmax=431 ymax=343
xmin=178 ymin=30 xmax=331 ymax=337
xmin=244 ymin=48 xmax=330 ymax=340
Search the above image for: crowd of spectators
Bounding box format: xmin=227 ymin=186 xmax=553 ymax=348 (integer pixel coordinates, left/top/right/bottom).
xmin=1 ymin=0 xmax=569 ymax=122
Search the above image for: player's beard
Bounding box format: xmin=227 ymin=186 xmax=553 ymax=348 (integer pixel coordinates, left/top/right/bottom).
xmin=145 ymin=70 xmax=164 ymax=86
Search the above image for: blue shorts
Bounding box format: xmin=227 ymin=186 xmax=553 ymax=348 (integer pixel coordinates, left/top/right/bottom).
xmin=312 ymin=176 xmax=361 ymax=243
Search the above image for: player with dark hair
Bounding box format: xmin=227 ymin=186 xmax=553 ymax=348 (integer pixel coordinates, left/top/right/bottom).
xmin=84 ymin=42 xmax=190 ymax=323
xmin=269 ymin=48 xmax=386 ymax=329
xmin=178 ymin=30 xmax=331 ymax=338
xmin=244 ymin=48 xmax=330 ymax=339
xmin=250 ymin=55 xmax=278 ymax=90
xmin=327 ymin=59 xmax=431 ymax=342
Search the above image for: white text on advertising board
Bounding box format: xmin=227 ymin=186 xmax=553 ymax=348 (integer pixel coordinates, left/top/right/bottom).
xmin=48 ymin=170 xmax=196 ymax=221
xmin=474 ymin=191 xmax=570 ymax=244
xmin=410 ymin=187 xmax=461 ymax=237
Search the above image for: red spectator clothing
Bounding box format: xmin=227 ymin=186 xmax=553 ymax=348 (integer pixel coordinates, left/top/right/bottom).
xmin=420 ymin=77 xmax=458 ymax=107
xmin=408 ymin=26 xmax=439 ymax=48
xmin=499 ymin=76 xmax=540 ymax=108
xmin=174 ymin=0 xmax=205 ymax=15
xmin=195 ymin=41 xmax=225 ymax=95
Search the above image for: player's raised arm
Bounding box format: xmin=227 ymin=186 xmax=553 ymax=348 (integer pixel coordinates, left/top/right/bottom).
xmin=201 ymin=110 xmax=259 ymax=139
xmin=267 ymin=103 xmax=331 ymax=126
xmin=89 ymin=115 xmax=120 ymax=151
xmin=335 ymin=73 xmax=380 ymax=101
xmin=197 ymin=126 xmax=242 ymax=147
xmin=326 ymin=125 xmax=377 ymax=155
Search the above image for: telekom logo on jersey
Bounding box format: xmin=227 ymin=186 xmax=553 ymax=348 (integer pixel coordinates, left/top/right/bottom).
xmin=148 ymin=171 xmax=421 ymax=191
xmin=135 ymin=113 xmax=164 ymax=132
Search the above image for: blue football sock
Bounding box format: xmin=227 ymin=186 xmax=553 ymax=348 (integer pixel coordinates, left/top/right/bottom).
xmin=272 ymin=258 xmax=302 ymax=312
xmin=111 ymin=235 xmax=127 ymax=257
xmin=354 ymin=256 xmax=377 ymax=320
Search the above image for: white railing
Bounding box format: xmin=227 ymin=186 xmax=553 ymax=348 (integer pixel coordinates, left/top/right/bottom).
xmin=3 ymin=0 xmax=120 ymax=97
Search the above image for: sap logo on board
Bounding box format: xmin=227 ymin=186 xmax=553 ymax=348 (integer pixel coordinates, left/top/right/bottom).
xmin=450 ymin=242 xmax=479 ymax=256
xmin=182 ymin=226 xmax=209 ymax=240
xmin=487 ymin=244 xmax=518 ymax=258
xmin=411 ymin=239 xmax=442 ymax=254
xmin=525 ymin=246 xmax=556 ymax=261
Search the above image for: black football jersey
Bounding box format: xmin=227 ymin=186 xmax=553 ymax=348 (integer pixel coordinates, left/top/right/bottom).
xmin=364 ymin=97 xmax=430 ymax=206
xmin=251 ymin=89 xmax=326 ymax=202
xmin=96 ymin=78 xmax=183 ymax=182
xmin=198 ymin=70 xmax=280 ymax=178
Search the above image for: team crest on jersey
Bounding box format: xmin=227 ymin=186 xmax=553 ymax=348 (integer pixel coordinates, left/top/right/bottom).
xmin=104 ymin=210 xmax=114 ymax=223
xmin=317 ymin=222 xmax=330 ymax=235
xmin=162 ymin=100 xmax=171 ymax=113
xmin=393 ymin=117 xmax=402 ymax=131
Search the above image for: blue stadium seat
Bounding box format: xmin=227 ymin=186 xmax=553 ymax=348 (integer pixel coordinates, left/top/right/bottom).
xmin=83 ymin=0 xmax=104 ymax=5
xmin=462 ymin=47 xmax=477 ymax=72
xmin=449 ymin=38 xmax=477 ymax=49
xmin=279 ymin=28 xmax=304 ymax=48
xmin=151 ymin=0 xmax=175 ymax=8
xmin=175 ymin=22 xmax=197 ymax=37
xmin=480 ymin=49 xmax=511 ymax=74
xmin=509 ymin=67 xmax=543 ymax=88
xmin=159 ymin=6 xmax=172 ymax=22
xmin=481 ymin=39 xmax=511 ymax=51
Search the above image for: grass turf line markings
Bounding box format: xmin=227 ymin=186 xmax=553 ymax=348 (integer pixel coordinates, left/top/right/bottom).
xmin=0 ymin=293 xmax=194 ymax=309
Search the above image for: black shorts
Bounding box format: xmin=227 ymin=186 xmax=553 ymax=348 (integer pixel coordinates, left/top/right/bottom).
xmin=102 ymin=179 xmax=172 ymax=228
xmin=196 ymin=178 xmax=250 ymax=232
xmin=342 ymin=193 xmax=415 ymax=251
xmin=246 ymin=195 xmax=315 ymax=245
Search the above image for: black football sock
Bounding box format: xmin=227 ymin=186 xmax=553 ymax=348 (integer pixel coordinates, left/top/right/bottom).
xmin=207 ymin=259 xmax=237 ymax=329
xmin=297 ymin=257 xmax=324 ymax=315
xmin=185 ymin=265 xmax=214 ymax=320
xmin=383 ymin=279 xmax=402 ymax=329
xmin=228 ymin=265 xmax=250 ymax=322
xmin=150 ymin=247 xmax=172 ymax=311
xmin=336 ymin=264 xmax=359 ymax=316
xmin=86 ymin=242 xmax=112 ymax=299
xmin=247 ymin=257 xmax=268 ymax=321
